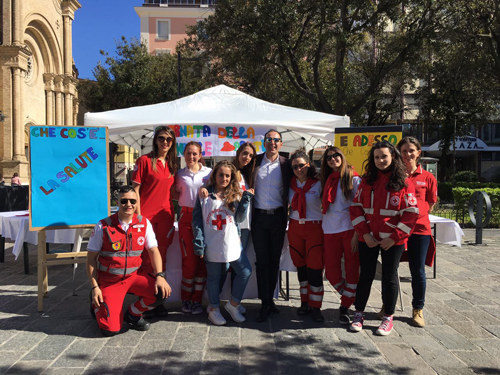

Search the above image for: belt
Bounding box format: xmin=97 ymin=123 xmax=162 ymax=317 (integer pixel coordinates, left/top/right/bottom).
xmin=254 ymin=207 xmax=283 ymax=215
xmin=291 ymin=219 xmax=322 ymax=225
xmin=181 ymin=206 xmax=194 ymax=213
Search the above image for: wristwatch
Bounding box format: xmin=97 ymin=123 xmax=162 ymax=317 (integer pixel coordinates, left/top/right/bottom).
xmin=155 ymin=272 xmax=166 ymax=279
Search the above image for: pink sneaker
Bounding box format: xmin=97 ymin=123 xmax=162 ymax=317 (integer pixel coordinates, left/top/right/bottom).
xmin=350 ymin=311 xmax=364 ymax=332
xmin=376 ymin=315 xmax=394 ymax=336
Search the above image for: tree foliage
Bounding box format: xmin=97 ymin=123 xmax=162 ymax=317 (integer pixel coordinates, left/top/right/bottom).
xmin=78 ymin=37 xmax=207 ymax=112
xmin=179 ymin=0 xmax=448 ymax=124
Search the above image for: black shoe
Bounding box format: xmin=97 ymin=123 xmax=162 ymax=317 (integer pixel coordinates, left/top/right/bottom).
xmin=256 ymin=305 xmax=269 ymax=323
xmin=311 ymin=308 xmax=324 ymax=322
xmin=124 ymin=311 xmax=151 ymax=331
xmin=153 ymin=304 xmax=169 ymax=318
xmin=269 ymin=301 xmax=280 ymax=314
xmin=339 ymin=306 xmax=350 ymax=325
xmin=297 ymin=302 xmax=310 ymax=315
xmin=100 ymin=328 xmax=119 ymax=337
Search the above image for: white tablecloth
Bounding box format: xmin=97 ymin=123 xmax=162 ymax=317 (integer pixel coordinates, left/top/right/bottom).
xmin=0 ymin=211 xmax=76 ymax=260
xmin=429 ymin=214 xmax=464 ymax=247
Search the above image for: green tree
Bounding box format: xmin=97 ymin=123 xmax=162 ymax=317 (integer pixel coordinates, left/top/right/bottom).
xmin=78 ymin=37 xmax=207 ymax=112
xmin=179 ymin=0 xmax=447 ymax=124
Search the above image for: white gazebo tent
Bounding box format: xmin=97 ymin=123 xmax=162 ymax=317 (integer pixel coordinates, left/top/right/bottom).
xmin=84 ymin=85 xmax=350 ymax=154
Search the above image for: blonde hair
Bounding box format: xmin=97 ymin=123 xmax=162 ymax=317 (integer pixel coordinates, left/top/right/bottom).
xmin=207 ymin=161 xmax=241 ymax=212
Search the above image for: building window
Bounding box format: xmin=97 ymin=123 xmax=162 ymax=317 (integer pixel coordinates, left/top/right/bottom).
xmin=155 ymin=49 xmax=172 ymax=55
xmin=156 ymin=20 xmax=170 ymax=40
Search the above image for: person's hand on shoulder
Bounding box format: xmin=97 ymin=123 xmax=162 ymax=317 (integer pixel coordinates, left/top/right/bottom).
xmin=199 ymin=187 xmax=209 ymax=198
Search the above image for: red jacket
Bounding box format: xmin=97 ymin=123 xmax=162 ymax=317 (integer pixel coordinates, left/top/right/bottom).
xmin=349 ymin=172 xmax=419 ymax=246
xmin=97 ymin=213 xmax=148 ymax=281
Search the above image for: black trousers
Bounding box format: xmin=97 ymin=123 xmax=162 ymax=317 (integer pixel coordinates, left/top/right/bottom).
xmin=251 ymin=208 xmax=287 ymax=304
xmin=354 ymin=241 xmax=405 ymax=316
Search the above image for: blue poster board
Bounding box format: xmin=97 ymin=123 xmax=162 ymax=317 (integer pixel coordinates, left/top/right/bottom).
xmin=29 ymin=126 xmax=109 ymax=229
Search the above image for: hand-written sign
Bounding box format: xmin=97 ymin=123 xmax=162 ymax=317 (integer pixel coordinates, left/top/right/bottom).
xmin=171 ymin=125 xmax=267 ymax=157
xmin=335 ymin=126 xmax=402 ymax=174
xmin=29 ymin=126 xmax=109 ymax=229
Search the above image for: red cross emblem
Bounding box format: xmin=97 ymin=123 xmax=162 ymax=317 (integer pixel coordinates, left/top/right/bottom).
xmin=212 ymin=214 xmax=227 ymax=230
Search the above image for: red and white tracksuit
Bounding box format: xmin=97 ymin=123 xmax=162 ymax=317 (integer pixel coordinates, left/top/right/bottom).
xmin=322 ymin=175 xmax=361 ymax=309
xmin=93 ymin=213 xmax=163 ymax=333
xmin=350 ymin=172 xmax=419 ymax=245
xmin=288 ymin=178 xmax=324 ymax=308
xmin=132 ymin=154 xmax=176 ymax=274
xmin=175 ymin=165 xmax=211 ymax=303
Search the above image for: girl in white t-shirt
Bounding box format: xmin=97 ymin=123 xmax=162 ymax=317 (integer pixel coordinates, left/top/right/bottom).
xmin=175 ymin=141 xmax=212 ymax=315
xmin=192 ymin=161 xmax=254 ymax=326
xmin=320 ymin=146 xmax=360 ymax=325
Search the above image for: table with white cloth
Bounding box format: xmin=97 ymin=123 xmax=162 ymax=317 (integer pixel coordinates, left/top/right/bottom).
xmin=429 ymin=214 xmax=465 ymax=278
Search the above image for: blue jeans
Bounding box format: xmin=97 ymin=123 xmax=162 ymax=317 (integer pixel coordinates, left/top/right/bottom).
xmin=407 ymin=234 xmax=431 ymax=309
xmin=205 ymin=250 xmax=252 ymax=308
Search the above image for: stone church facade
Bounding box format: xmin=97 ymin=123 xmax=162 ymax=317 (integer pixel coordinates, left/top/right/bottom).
xmin=0 ymin=0 xmax=81 ymax=183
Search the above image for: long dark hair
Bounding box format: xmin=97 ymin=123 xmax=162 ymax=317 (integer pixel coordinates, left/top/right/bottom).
xmin=363 ymin=141 xmax=406 ymax=191
xmin=151 ymin=126 xmax=177 ymax=174
xmin=233 ymin=143 xmax=256 ymax=188
xmin=290 ymin=149 xmax=317 ymax=180
xmin=206 ymin=161 xmax=241 ymax=212
xmin=320 ymin=146 xmax=356 ymax=200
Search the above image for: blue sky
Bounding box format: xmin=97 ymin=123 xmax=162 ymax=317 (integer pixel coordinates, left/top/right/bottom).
xmin=73 ymin=1 xmax=142 ymax=80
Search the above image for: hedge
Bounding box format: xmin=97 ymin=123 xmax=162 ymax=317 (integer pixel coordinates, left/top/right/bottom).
xmin=438 ymin=182 xmax=500 ymax=203
xmin=451 ymin=187 xmax=500 ymax=228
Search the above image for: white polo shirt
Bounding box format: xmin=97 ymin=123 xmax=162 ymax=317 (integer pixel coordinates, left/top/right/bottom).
xmin=254 ymin=153 xmax=283 ymax=210
xmin=175 ymin=165 xmax=212 ymax=208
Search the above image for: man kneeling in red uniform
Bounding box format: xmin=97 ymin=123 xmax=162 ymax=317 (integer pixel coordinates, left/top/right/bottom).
xmin=86 ymin=186 xmax=171 ymax=337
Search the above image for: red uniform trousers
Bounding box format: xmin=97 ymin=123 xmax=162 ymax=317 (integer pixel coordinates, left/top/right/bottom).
xmin=140 ymin=215 xmax=175 ymax=274
xmin=178 ymin=208 xmax=207 ymax=302
xmin=287 ymin=219 xmax=324 ymax=308
xmin=324 ymin=230 xmax=360 ymax=309
xmin=93 ymin=271 xmax=158 ymax=333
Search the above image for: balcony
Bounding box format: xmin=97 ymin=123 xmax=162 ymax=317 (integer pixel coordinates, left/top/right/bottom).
xmin=143 ymin=0 xmax=217 ymax=6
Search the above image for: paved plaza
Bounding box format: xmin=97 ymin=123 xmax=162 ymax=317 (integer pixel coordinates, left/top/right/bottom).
xmin=0 ymin=229 xmax=499 ymax=375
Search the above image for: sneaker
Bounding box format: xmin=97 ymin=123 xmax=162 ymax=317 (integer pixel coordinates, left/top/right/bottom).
xmin=297 ymin=302 xmax=310 ymax=315
xmin=376 ymin=315 xmax=394 ymax=336
xmin=411 ymin=309 xmax=425 ymax=327
xmin=182 ymin=300 xmax=192 ymax=313
xmin=350 ymin=311 xmax=364 ymax=332
xmin=208 ymin=308 xmax=227 ymax=326
xmin=376 ymin=305 xmax=385 ymax=320
xmin=225 ymin=302 xmax=246 ymax=323
xmin=238 ymin=304 xmax=246 ymax=315
xmin=339 ymin=306 xmax=350 ymax=325
xmin=191 ymin=302 xmax=203 ymax=315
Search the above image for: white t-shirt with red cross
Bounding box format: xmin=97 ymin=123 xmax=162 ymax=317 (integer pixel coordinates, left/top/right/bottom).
xmin=199 ymin=196 xmax=241 ymax=263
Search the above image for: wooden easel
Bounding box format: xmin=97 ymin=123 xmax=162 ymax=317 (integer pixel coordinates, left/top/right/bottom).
xmin=37 ymin=226 xmax=91 ymax=312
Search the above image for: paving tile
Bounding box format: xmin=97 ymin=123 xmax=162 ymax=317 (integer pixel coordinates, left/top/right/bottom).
xmin=5 ymin=360 xmax=51 ymax=374
xmin=51 ymin=338 xmax=105 ymax=368
xmin=376 ymin=343 xmax=435 ymax=375
xmin=452 ymin=350 xmax=500 ymax=374
xmin=447 ymin=321 xmax=495 ymax=339
xmin=23 ymin=335 xmax=76 ymax=360
xmin=427 ymin=325 xmax=478 ymax=350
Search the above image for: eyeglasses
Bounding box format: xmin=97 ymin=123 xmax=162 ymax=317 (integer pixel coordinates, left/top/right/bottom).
xmin=326 ymin=153 xmax=341 ymax=161
xmin=265 ymin=137 xmax=281 ymax=144
xmin=120 ymin=198 xmax=137 ymax=205
xmin=157 ymin=136 xmax=173 ymax=144
xmin=292 ymin=163 xmax=307 ymax=170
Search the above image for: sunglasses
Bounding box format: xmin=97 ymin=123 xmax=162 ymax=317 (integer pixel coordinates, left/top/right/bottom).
xmin=326 ymin=153 xmax=341 ymax=161
xmin=292 ymin=163 xmax=307 ymax=170
xmin=157 ymin=136 xmax=173 ymax=144
xmin=120 ymin=198 xmax=137 ymax=205
xmin=265 ymin=137 xmax=282 ymax=143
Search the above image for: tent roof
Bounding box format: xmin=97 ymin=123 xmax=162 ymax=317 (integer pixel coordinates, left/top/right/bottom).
xmin=84 ymin=85 xmax=349 ymax=153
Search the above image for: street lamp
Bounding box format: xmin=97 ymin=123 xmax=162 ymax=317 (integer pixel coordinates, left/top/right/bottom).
xmin=452 ymin=110 xmax=469 ymax=181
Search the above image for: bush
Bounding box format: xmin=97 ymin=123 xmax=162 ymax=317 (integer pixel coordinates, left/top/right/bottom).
xmin=452 ymin=187 xmax=500 ymax=228
xmin=438 ymin=182 xmax=500 ymax=203
xmin=454 ymin=170 xmax=478 ymax=182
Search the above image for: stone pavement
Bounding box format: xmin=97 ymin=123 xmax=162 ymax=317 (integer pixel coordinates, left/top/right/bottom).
xmin=0 ymin=229 xmax=499 ymax=375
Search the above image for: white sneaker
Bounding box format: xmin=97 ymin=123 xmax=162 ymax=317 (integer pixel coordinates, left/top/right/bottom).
xmin=225 ymin=302 xmax=246 ymax=323
xmin=208 ymin=308 xmax=227 ymax=326
xmin=238 ymin=304 xmax=246 ymax=315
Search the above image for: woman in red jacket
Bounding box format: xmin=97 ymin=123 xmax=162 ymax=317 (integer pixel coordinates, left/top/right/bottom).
xmin=349 ymin=141 xmax=418 ymax=336
xmin=398 ymin=136 xmax=437 ymax=327
xmin=132 ymin=126 xmax=177 ymax=317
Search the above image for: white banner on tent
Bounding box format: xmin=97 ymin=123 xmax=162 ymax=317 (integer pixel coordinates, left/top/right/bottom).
xmin=173 ymin=125 xmax=268 ymax=157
